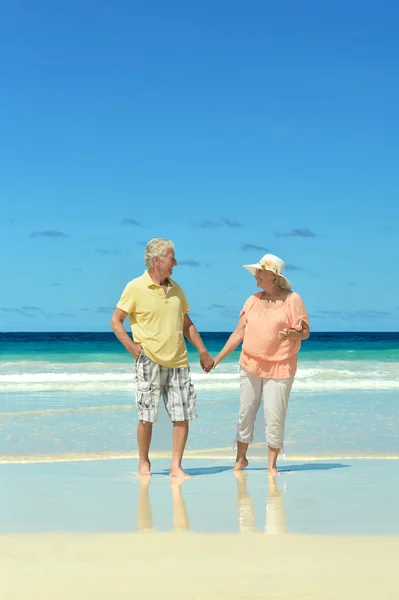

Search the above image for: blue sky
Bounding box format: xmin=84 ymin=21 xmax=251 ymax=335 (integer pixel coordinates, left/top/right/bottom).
xmin=1 ymin=0 xmax=398 ymax=332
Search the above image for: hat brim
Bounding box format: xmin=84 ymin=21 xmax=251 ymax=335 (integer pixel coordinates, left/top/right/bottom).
xmin=243 ymin=264 xmax=292 ymax=291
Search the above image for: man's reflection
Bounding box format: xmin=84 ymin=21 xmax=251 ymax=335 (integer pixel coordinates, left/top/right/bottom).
xmin=170 ymin=478 xmax=190 ymax=531
xmin=138 ymin=477 xmax=153 ymax=532
xmin=234 ymin=471 xmax=288 ymax=534
xmin=137 ymin=477 xmax=190 ymax=532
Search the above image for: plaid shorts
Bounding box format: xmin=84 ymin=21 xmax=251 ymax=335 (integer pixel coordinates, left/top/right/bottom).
xmin=134 ymin=352 xmax=197 ymax=423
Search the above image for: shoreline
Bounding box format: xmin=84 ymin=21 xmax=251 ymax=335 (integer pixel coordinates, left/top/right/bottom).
xmin=2 ymin=452 xmax=399 ymax=464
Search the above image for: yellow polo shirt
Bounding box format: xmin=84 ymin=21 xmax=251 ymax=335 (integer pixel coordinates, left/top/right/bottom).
xmin=117 ymin=271 xmax=190 ymax=368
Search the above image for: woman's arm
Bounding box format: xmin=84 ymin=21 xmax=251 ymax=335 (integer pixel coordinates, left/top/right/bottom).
xmin=278 ymin=321 xmax=310 ymax=341
xmin=279 ymin=293 xmax=310 ymax=341
xmin=214 ymin=315 xmax=246 ymax=367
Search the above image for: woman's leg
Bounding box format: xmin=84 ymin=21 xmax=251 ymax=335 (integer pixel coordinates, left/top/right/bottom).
xmin=235 ymin=368 xmax=263 ymax=470
xmin=263 ymin=377 xmax=294 ymax=475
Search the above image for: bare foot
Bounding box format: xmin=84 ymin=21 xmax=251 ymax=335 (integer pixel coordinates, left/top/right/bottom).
xmin=233 ymin=457 xmax=249 ymax=471
xmin=138 ymin=461 xmax=151 ymax=477
xmin=268 ymin=467 xmax=280 ymax=477
xmin=170 ymin=467 xmax=193 ymax=479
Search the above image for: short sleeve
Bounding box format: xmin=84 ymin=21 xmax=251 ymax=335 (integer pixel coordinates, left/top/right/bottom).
xmin=179 ymin=288 xmax=190 ymax=314
xmin=289 ymin=293 xmax=309 ymax=330
xmin=240 ymin=295 xmax=256 ymax=319
xmin=116 ymin=282 xmax=136 ymax=315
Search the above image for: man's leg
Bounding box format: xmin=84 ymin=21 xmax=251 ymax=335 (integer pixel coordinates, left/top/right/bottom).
xmin=170 ymin=420 xmax=191 ymax=478
xmin=163 ymin=366 xmax=197 ymax=478
xmin=137 ymin=420 xmax=153 ymax=476
xmin=135 ymin=354 xmax=161 ymax=477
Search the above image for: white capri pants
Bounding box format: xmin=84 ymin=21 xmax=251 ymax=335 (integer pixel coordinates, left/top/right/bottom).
xmin=237 ymin=367 xmax=294 ymax=449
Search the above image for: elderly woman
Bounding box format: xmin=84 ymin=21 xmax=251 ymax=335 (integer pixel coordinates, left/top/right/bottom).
xmin=213 ymin=254 xmax=310 ymax=475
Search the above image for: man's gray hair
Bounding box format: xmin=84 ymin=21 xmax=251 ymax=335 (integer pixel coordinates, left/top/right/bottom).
xmin=144 ymin=238 xmax=174 ymax=269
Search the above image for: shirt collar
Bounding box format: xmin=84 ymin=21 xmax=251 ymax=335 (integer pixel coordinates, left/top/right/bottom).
xmin=143 ymin=270 xmax=174 ymax=289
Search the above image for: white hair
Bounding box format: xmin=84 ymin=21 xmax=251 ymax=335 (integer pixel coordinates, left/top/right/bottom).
xmin=144 ymin=238 xmax=174 ymax=269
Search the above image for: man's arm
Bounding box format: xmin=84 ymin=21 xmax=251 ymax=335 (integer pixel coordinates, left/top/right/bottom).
xmin=110 ymin=307 xmax=142 ymax=360
xmin=183 ymin=314 xmax=214 ymax=372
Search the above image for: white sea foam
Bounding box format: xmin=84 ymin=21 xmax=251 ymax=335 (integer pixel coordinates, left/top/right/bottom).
xmin=1 ymin=360 xmax=398 ymax=392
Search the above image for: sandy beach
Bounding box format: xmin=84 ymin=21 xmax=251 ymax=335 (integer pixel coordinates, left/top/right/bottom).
xmin=2 ymin=456 xmax=399 ymax=598
xmin=2 ymin=532 xmax=399 ymax=600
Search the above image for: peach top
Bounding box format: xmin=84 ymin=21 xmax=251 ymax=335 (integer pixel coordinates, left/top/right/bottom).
xmin=239 ymin=291 xmax=309 ymax=379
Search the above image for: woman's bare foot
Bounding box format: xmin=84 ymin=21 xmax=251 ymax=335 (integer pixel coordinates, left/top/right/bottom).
xmin=233 ymin=457 xmax=249 ymax=471
xmin=170 ymin=466 xmax=193 ymax=479
xmin=268 ymin=467 xmax=279 ymax=477
xmin=138 ymin=461 xmax=151 ymax=477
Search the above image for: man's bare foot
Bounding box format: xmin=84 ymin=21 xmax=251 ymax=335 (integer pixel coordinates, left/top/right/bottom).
xmin=268 ymin=467 xmax=279 ymax=477
xmin=138 ymin=461 xmax=151 ymax=477
xmin=170 ymin=467 xmax=192 ymax=479
xmin=233 ymin=457 xmax=248 ymax=471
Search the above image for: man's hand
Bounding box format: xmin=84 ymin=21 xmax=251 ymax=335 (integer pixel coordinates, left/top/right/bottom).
xmin=131 ymin=343 xmax=143 ymax=360
xmin=200 ymin=351 xmax=214 ymax=373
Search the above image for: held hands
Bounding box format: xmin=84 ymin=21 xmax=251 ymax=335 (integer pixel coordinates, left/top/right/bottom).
xmin=200 ymin=351 xmax=215 ymax=373
xmin=200 ymin=351 xmax=223 ymax=373
xmin=131 ymin=343 xmax=143 ymax=360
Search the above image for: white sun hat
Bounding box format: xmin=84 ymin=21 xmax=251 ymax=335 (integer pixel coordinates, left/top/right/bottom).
xmin=243 ymin=253 xmax=292 ymax=290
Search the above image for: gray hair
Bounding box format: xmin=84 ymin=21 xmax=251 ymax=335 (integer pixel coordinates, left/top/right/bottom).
xmin=144 ymin=238 xmax=174 ymax=269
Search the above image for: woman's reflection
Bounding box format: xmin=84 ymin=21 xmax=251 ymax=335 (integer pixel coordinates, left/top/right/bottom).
xmin=234 ymin=471 xmax=288 ymax=534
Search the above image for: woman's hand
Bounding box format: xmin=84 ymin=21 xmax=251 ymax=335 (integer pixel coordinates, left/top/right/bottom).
xmin=279 ymin=328 xmax=296 ymax=340
xmin=212 ymin=354 xmax=222 ymax=369
xmin=279 ymin=322 xmax=310 ymax=341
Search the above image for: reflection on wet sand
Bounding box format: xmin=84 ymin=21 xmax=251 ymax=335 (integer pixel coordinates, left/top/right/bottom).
xmin=137 ymin=478 xmax=153 ymax=532
xmin=234 ymin=471 xmax=288 ymax=534
xmin=137 ymin=477 xmax=190 ymax=532
xmin=234 ymin=472 xmax=258 ymax=533
xmin=265 ymin=476 xmax=288 ymax=534
xmin=137 ymin=472 xmax=287 ymax=534
xmin=170 ymin=478 xmax=190 ymax=532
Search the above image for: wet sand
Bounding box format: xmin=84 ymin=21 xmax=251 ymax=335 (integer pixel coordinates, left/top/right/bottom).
xmin=2 ymin=457 xmax=399 ymax=598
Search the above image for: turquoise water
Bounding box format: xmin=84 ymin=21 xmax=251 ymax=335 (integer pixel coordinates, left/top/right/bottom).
xmin=1 ymin=332 xmax=399 ymax=460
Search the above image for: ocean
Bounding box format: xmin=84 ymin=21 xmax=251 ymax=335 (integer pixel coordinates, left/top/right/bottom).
xmin=1 ymin=332 xmax=399 ymax=462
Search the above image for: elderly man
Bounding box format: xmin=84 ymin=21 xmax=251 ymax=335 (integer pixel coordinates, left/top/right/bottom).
xmin=110 ymin=238 xmax=214 ymax=478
